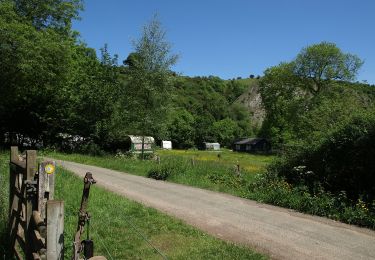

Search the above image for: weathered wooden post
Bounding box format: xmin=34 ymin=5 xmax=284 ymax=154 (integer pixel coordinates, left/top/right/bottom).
xmin=38 ymin=161 xmax=56 ymax=219
xmin=25 ymin=149 xmax=37 ymax=257
xmin=46 ymin=200 xmax=64 ymax=259
xmin=191 ymin=157 xmax=195 ymax=167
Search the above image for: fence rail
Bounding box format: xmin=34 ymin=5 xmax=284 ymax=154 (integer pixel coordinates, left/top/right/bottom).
xmin=8 ymin=146 xmax=63 ymax=260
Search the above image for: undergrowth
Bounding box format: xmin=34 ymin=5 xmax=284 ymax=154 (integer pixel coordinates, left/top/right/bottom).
xmin=247 ymin=172 xmax=375 ymax=229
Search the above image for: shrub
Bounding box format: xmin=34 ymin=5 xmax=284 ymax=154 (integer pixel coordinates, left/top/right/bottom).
xmin=147 ymin=165 xmax=171 ymax=180
xmin=147 ymin=156 xmax=188 ymax=180
xmin=273 ymin=112 xmax=375 ymax=203
xmin=247 ymin=172 xmax=375 ymax=229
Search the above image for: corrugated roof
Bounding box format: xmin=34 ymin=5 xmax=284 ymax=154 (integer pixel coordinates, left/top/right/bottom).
xmin=233 ymin=138 xmax=265 ymax=145
xmin=128 ymin=135 xmax=155 ymax=144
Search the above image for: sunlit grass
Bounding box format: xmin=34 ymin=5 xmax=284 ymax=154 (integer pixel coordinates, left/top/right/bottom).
xmin=0 ymin=151 xmax=266 ymax=259
xmin=44 ymin=149 xmax=274 ymax=198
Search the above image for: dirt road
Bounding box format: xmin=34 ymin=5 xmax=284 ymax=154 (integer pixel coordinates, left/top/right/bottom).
xmin=55 ymin=159 xmax=375 ymax=260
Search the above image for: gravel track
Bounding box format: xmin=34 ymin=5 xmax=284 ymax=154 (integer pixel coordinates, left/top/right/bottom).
xmin=54 ymin=159 xmax=375 ymax=260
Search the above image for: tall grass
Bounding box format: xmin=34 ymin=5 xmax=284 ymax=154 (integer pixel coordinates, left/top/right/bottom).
xmin=0 ymin=152 xmax=13 ymax=259
xmin=45 ymin=150 xmax=271 ymax=198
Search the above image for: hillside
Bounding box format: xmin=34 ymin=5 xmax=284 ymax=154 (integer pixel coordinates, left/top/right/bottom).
xmin=233 ymin=79 xmax=265 ymax=129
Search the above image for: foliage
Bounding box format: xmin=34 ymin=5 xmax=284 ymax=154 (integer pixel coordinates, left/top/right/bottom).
xmin=248 ymin=172 xmax=375 ymax=229
xmin=0 ymin=1 xmax=254 ymax=151
xmin=166 ymin=109 xmax=196 ymax=149
xmin=258 ymin=62 xmax=307 ymax=145
xmin=0 ymin=0 xmax=122 ymax=151
xmin=169 ymin=76 xmax=254 ymax=146
xmin=0 ymin=0 xmax=73 ymax=143
xmin=259 ymin=42 xmax=368 ymax=146
xmin=13 ymin=0 xmax=83 ymax=31
xmin=272 ymin=111 xmax=375 ymax=203
xmin=211 ymin=118 xmax=241 ymax=147
xmin=118 ymin=16 xmax=177 ymax=157
xmin=293 ymin=42 xmax=363 ymax=95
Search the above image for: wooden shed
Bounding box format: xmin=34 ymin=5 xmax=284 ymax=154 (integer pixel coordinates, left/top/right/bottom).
xmin=125 ymin=135 xmax=155 ymax=153
xmin=232 ymin=138 xmax=271 ymax=153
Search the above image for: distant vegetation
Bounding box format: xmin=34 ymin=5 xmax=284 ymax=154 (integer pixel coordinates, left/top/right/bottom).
xmin=0 ymin=0 xmax=256 ymax=152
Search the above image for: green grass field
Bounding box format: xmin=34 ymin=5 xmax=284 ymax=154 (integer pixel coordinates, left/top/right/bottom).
xmin=44 ymin=149 xmax=274 ymax=197
xmin=158 ymin=149 xmax=273 ymax=173
xmin=0 ymin=151 xmax=267 ymax=259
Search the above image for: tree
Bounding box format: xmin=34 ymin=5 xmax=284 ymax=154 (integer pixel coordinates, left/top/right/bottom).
xmin=259 ymin=42 xmax=364 ymax=145
xmin=13 ymin=0 xmax=83 ymax=32
xmin=122 ymin=15 xmax=178 ymax=158
xmin=211 ymin=118 xmax=240 ymax=147
xmin=167 ymin=109 xmax=195 ymax=149
xmin=0 ymin=0 xmax=75 ymax=145
xmin=293 ymin=42 xmax=363 ymax=95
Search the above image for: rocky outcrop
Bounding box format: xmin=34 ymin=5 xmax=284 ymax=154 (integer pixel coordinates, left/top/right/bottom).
xmin=234 ymin=80 xmax=265 ymax=128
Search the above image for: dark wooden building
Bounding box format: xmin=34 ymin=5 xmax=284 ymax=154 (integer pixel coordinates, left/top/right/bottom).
xmin=232 ymin=138 xmax=271 ymax=153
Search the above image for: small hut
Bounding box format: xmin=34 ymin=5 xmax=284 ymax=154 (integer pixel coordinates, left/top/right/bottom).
xmin=232 ymin=138 xmax=271 ymax=153
xmin=125 ymin=135 xmax=155 ymax=153
xmin=161 ymin=140 xmax=172 ymax=150
xmin=203 ymin=142 xmax=220 ymax=151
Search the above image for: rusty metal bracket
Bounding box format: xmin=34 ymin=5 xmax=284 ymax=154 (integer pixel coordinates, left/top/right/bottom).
xmin=72 ymin=172 xmax=96 ymax=260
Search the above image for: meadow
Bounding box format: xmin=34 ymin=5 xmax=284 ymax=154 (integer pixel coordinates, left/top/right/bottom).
xmin=0 ymin=151 xmax=266 ymax=259
xmin=44 ymin=149 xmax=375 ymax=229
xmin=44 ymin=149 xmax=274 ymax=198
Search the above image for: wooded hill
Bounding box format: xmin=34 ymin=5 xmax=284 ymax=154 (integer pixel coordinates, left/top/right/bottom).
xmin=1 ymin=0 xmax=374 ymax=155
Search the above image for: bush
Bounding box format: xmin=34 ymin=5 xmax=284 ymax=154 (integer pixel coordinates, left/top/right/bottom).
xmin=79 ymin=141 xmax=105 ymax=156
xmin=147 ymin=156 xmax=187 ymax=180
xmin=247 ymin=172 xmax=375 ymax=229
xmin=273 ymin=112 xmax=375 ymax=203
xmin=147 ymin=165 xmax=171 ymax=180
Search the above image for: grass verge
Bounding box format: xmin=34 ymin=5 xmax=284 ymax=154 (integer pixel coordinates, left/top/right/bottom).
xmin=0 ymin=151 xmax=266 ymax=259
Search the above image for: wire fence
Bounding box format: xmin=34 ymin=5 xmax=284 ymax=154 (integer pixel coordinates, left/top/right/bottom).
xmin=92 ymin=213 xmax=168 ymax=260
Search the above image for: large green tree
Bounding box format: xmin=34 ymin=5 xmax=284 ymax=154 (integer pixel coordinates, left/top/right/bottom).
xmin=0 ymin=0 xmax=120 ymax=151
xmin=0 ymin=0 xmax=74 ymax=144
xmin=259 ymin=42 xmax=364 ymax=145
xmin=293 ymin=42 xmax=363 ymax=95
xmin=121 ymin=15 xmax=177 ymax=157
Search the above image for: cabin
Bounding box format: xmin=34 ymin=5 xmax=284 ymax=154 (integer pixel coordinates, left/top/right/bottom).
xmin=232 ymin=138 xmax=271 ymax=153
xmin=203 ymin=142 xmax=220 ymax=151
xmin=161 ymin=140 xmax=172 ymax=150
xmin=125 ymin=135 xmax=155 ymax=153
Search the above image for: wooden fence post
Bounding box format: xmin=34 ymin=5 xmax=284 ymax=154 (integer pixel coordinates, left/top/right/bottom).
xmin=46 ymin=200 xmax=64 ymax=260
xmin=9 ymin=147 xmax=18 ymax=226
xmin=25 ymin=150 xmax=37 ymax=229
xmin=38 ymin=161 xmax=56 ymax=219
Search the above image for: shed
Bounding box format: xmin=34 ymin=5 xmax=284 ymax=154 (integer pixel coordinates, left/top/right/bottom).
xmin=161 ymin=140 xmax=172 ymax=150
xmin=203 ymin=142 xmax=220 ymax=151
xmin=232 ymin=138 xmax=271 ymax=153
xmin=125 ymin=135 xmax=155 ymax=153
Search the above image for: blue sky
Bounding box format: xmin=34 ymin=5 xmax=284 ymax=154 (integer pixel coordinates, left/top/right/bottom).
xmin=73 ymin=0 xmax=375 ymax=84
